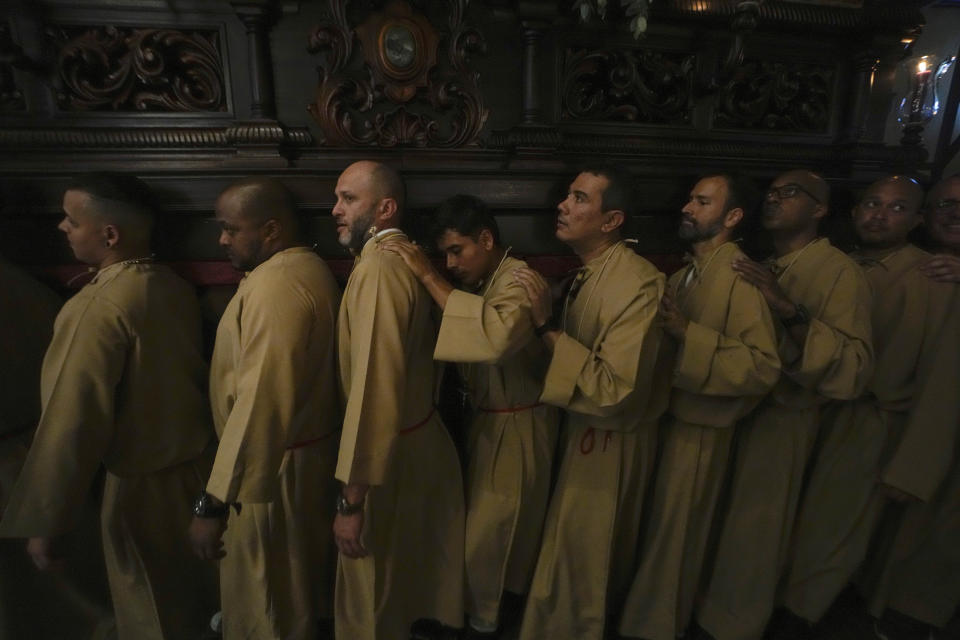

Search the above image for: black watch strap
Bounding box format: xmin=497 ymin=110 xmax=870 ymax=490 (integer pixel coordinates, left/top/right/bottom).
xmin=193 ymin=491 xmax=230 ymax=519
xmin=336 ymin=493 xmax=364 ymax=516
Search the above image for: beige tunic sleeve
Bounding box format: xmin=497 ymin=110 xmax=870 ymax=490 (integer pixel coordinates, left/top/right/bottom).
xmin=674 ymin=278 xmax=780 ymax=396
xmin=336 ymin=253 xmax=419 ymax=486
xmin=781 ymin=265 xmax=873 ymax=400
xmin=0 ymin=296 xmax=127 ymax=535
xmin=881 ymin=291 xmax=960 ymax=501
xmin=434 ymin=278 xmax=533 ymax=364
xmin=540 ymin=275 xmax=661 ymax=420
xmin=206 ymin=280 xmax=326 ymax=504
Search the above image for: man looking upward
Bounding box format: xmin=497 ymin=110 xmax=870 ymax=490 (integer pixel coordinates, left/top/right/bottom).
xmin=512 ymin=165 xmax=670 ymax=640
xmin=696 ymin=169 xmax=873 ymax=640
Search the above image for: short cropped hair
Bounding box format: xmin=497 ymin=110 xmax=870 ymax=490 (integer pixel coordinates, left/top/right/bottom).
xmin=579 ymin=163 xmax=637 ymax=217
xmin=372 ymin=163 xmax=406 ymax=213
xmin=698 ymin=172 xmax=760 ymax=223
xmin=66 ymin=172 xmax=156 ymax=223
xmin=432 ymin=194 xmax=500 ymax=245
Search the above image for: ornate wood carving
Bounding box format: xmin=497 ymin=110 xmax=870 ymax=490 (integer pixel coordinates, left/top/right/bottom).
xmin=1 ymin=22 xmax=26 ymax=112
xmin=713 ymin=60 xmax=833 ymax=132
xmin=47 ymin=25 xmax=227 ymax=112
xmin=561 ymin=47 xmax=694 ymax=124
xmin=307 ymin=0 xmax=488 ymax=148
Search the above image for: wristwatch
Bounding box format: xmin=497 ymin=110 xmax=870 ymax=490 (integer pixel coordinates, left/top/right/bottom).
xmin=781 ymin=303 xmax=810 ymax=328
xmin=193 ymin=491 xmax=230 ymax=519
xmin=336 ymin=493 xmax=364 ymax=516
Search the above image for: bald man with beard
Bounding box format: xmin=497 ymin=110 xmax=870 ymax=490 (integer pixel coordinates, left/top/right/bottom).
xmin=856 ymin=174 xmax=960 ymax=640
xmin=190 ymin=177 xmax=342 ymax=640
xmin=695 ymin=170 xmax=873 ymax=640
xmin=331 ymin=161 xmax=464 ymax=640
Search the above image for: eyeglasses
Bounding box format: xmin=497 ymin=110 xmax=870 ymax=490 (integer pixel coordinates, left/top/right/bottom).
xmin=765 ymin=183 xmax=822 ymax=203
xmin=931 ymin=198 xmax=959 ymax=214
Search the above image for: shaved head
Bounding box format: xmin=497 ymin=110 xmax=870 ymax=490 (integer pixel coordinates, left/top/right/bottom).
xmin=333 ymin=161 xmax=407 ymax=250
xmin=778 ymin=169 xmax=830 ymax=206
xmin=853 ymin=174 xmax=924 ymax=249
xmin=217 ymin=176 xmax=299 ymax=232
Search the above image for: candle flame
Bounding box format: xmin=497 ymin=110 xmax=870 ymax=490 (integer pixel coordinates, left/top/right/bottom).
xmin=918 ymin=59 xmax=928 ymax=73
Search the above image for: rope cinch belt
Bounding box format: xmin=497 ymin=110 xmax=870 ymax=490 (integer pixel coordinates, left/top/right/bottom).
xmin=399 ymin=407 xmax=437 ymax=435
xmin=478 ymin=402 xmax=544 ymax=414
xmin=287 ymin=429 xmax=342 ymax=451
xmin=287 ymin=407 xmax=438 ymax=449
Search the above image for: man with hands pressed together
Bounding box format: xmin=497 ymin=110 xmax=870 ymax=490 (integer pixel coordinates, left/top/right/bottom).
xmin=332 ymin=161 xmax=464 ymax=640
xmin=382 ymin=194 xmax=558 ymax=639
xmin=696 ymin=169 xmax=873 ymax=640
xmin=618 ymin=173 xmax=780 ymax=640
xmin=511 ymin=165 xmax=670 ymax=640
xmin=191 ymin=177 xmax=342 ymax=640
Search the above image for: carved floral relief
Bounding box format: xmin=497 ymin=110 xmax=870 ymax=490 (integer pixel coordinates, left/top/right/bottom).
xmin=713 ymin=60 xmax=833 ymax=132
xmin=560 ymin=46 xmax=694 ymax=124
xmin=48 ymin=25 xmax=227 ymax=112
xmin=307 ymin=0 xmax=488 ymax=148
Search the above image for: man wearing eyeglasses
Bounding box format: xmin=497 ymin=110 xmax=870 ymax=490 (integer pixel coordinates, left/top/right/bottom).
xmin=853 ymin=174 xmax=960 ymax=640
xmin=695 ymin=169 xmax=873 ymax=640
xmin=765 ymin=175 xmax=958 ymax=638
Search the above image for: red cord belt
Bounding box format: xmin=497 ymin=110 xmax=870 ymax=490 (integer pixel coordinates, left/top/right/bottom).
xmin=478 ymin=402 xmax=544 ymax=414
xmin=287 ymin=429 xmax=342 ymax=451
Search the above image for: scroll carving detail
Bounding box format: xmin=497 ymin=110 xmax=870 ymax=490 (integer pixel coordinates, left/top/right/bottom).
xmin=1 ymin=23 xmax=27 ymax=112
xmin=307 ymin=0 xmax=488 ymax=148
xmin=713 ymin=60 xmax=832 ymax=132
xmin=48 ymin=25 xmax=227 ymax=112
xmin=561 ymin=47 xmax=694 ymax=124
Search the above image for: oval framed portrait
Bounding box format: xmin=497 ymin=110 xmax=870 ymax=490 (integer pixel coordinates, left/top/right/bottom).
xmin=378 ymin=19 xmax=423 ymax=79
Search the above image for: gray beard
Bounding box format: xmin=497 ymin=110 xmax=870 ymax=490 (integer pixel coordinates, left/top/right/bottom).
xmin=341 ymin=213 xmax=375 ymax=251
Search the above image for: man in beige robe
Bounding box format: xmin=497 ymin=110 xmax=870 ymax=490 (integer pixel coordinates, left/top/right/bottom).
xmin=512 ymin=165 xmax=670 ymax=640
xmin=857 ymin=174 xmax=960 ymax=638
xmin=0 ymin=173 xmax=218 ymax=640
xmin=618 ymin=174 xmax=780 ymax=640
xmin=696 ymin=169 xmax=873 ymax=640
xmin=777 ymin=176 xmax=958 ymax=635
xmin=331 ymin=161 xmax=464 ymax=640
xmin=382 ymin=194 xmax=558 ymax=637
xmin=189 ymin=177 xmax=341 ymax=640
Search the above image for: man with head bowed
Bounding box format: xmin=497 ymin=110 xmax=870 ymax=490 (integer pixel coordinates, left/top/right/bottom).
xmin=190 ymin=177 xmax=342 ymax=640
xmin=331 ymin=161 xmax=465 ymax=640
